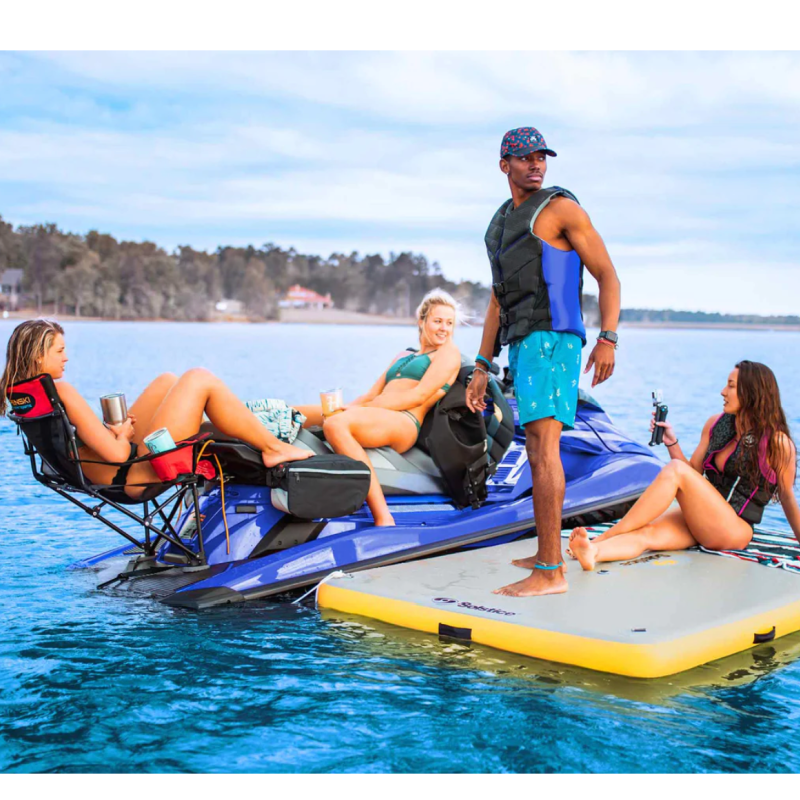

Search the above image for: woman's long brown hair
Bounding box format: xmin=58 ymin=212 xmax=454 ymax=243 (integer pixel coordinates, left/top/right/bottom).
xmin=735 ymin=360 xmax=796 ymax=499
xmin=0 ymin=319 xmax=64 ymax=416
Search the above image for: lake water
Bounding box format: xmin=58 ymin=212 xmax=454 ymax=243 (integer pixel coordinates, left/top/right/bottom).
xmin=1 ymin=321 xmax=799 ymax=773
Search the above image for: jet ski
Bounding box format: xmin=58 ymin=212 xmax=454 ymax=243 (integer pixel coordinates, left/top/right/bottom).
xmin=67 ymin=389 xmax=663 ymax=609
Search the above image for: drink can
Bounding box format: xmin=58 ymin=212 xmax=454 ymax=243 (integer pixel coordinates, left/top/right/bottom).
xmin=100 ymin=392 xmax=128 ymax=425
xmin=144 ymin=427 xmax=177 ymax=455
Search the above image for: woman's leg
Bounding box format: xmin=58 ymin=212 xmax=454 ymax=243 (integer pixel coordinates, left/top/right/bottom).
xmin=79 ymin=373 xmax=180 ymax=485
xmin=561 ymin=459 xmax=691 ymax=557
xmin=570 ymin=460 xmax=754 ymax=570
xmin=570 ymin=508 xmax=696 ymax=570
xmin=126 ymin=368 xmax=311 ymax=490
xmin=591 ymin=460 xmax=742 ymax=545
xmin=322 ymin=407 xmax=418 ymax=527
xmin=295 ymin=404 xmax=325 ymax=428
xmin=127 ymin=373 xmax=178 ymax=444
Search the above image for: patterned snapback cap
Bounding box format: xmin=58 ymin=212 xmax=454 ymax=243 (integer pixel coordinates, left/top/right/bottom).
xmin=500 ymin=127 xmax=557 ymax=158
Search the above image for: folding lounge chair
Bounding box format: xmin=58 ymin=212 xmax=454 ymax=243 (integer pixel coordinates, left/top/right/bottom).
xmin=6 ymin=373 xmax=215 ymax=568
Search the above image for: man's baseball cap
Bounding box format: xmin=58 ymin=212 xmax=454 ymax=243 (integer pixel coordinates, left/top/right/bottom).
xmin=500 ymin=127 xmax=557 ymax=158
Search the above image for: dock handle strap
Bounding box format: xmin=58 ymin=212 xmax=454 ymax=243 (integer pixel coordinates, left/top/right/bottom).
xmin=753 ymin=627 xmax=776 ymax=644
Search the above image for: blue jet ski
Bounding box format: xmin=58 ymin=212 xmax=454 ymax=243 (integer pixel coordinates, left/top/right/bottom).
xmin=64 ymin=390 xmax=663 ymax=610
xmin=7 ymin=369 xmax=662 ymax=610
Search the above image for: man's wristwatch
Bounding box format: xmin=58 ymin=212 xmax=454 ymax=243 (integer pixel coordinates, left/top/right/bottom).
xmin=598 ymin=330 xmax=618 ymax=345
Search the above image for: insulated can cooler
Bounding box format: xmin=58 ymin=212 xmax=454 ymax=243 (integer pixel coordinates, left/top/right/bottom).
xmin=143 ymin=427 xmax=176 ymax=454
xmin=100 ymin=392 xmax=128 ymax=425
xmin=320 ymin=388 xmax=344 ymax=418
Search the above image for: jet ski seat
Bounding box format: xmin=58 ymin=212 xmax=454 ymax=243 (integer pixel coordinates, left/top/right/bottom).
xmin=198 ymin=422 xmax=448 ymax=497
xmin=202 ymin=358 xmax=515 ymax=501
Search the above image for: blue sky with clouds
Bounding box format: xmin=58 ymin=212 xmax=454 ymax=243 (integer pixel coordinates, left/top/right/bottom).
xmin=1 ymin=51 xmax=798 ymax=314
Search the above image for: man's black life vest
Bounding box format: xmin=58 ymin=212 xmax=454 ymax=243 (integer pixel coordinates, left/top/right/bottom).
xmin=485 ymin=186 xmax=586 ymax=354
xmin=702 ymin=413 xmax=776 ymax=526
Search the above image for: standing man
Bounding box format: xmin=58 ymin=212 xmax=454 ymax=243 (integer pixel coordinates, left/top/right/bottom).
xmin=466 ymin=127 xmax=621 ymax=597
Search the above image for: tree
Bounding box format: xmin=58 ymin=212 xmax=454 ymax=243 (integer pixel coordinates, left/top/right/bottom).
xmin=19 ymin=224 xmax=63 ymax=312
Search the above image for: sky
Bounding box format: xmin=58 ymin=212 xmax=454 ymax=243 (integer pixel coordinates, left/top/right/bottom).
xmin=1 ymin=50 xmax=799 ymax=315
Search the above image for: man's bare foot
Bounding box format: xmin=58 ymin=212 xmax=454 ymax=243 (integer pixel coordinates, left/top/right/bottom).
xmin=570 ymin=527 xmax=598 ymax=571
xmin=493 ymin=567 xmax=567 ymax=597
xmin=262 ymin=443 xmax=314 ymax=469
xmin=512 ymin=553 xmax=568 ymax=573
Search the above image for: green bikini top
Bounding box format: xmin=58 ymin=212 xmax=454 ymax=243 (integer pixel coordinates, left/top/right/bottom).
xmin=386 ymin=350 xmax=451 ymax=393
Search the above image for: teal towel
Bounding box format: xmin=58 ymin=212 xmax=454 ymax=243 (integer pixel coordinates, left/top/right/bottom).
xmin=245 ymin=398 xmax=307 ymax=443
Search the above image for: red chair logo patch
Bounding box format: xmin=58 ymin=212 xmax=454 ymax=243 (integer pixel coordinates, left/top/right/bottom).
xmin=9 ymin=393 xmax=36 ymax=414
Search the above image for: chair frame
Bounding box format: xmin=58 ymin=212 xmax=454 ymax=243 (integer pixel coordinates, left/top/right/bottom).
xmin=9 ymin=376 xmax=209 ymax=566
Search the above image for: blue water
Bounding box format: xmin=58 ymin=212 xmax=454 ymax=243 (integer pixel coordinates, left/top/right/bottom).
xmin=2 ymin=321 xmax=800 ymax=773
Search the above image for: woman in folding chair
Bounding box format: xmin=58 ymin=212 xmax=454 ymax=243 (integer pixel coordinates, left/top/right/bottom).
xmin=0 ymin=319 xmax=311 ymax=497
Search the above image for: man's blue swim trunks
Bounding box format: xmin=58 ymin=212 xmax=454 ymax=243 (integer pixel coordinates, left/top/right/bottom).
xmin=508 ymin=330 xmax=582 ymax=430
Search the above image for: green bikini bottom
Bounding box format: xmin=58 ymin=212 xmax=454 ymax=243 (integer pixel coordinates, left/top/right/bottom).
xmin=400 ymin=409 xmax=421 ymax=435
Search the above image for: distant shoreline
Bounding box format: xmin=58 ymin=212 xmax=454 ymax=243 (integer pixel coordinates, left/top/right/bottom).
xmin=0 ymin=307 xmax=419 ymax=326
xmin=2 ymin=307 xmax=799 ymax=331
xmin=619 ymin=321 xmax=800 ymax=331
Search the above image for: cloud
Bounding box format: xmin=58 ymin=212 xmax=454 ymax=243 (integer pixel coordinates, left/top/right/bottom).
xmin=25 ymin=51 xmax=800 ymax=130
xmin=1 ymin=51 xmax=799 ymax=315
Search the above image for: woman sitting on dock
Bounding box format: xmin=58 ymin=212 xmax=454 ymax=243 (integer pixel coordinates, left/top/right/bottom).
xmin=568 ymin=361 xmax=800 ymax=570
xmin=296 ymin=290 xmax=462 ymax=527
xmin=0 ymin=319 xmax=311 ymax=498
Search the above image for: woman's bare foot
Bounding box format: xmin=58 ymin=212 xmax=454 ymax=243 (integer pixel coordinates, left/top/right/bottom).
xmin=493 ymin=566 xmax=567 ymax=597
xmin=565 ymin=527 xmax=588 ymax=559
xmin=570 ymin=527 xmax=598 ymax=571
xmin=373 ymin=512 xmax=396 ymax=527
xmin=512 ymin=553 xmax=568 ymax=573
xmin=262 ymin=443 xmax=314 ymax=469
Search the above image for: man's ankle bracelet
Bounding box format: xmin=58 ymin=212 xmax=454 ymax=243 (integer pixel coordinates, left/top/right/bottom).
xmin=534 ymin=561 xmax=564 ymax=571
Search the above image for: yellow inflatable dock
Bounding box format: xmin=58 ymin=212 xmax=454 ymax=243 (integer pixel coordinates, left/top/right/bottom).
xmin=317 ymin=539 xmax=800 ymax=678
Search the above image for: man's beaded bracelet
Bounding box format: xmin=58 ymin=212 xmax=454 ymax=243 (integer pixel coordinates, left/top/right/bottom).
xmin=475 ymin=355 xmax=493 ymax=370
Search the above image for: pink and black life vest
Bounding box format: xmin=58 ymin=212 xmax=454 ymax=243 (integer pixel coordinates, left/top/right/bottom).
xmin=703 ymin=413 xmax=776 ymax=526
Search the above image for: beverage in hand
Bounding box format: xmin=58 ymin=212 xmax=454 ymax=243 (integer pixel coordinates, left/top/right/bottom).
xmin=100 ymin=393 xmax=128 ymax=426
xmin=320 ymin=388 xmax=344 ymax=418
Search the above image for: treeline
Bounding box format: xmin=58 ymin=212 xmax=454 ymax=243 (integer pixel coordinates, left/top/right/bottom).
xmin=0 ymin=216 xmax=493 ymax=321
xmin=621 ymin=308 xmax=800 ymax=325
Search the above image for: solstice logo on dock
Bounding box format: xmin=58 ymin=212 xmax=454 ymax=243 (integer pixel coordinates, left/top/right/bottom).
xmin=433 ymin=597 xmax=517 ymax=616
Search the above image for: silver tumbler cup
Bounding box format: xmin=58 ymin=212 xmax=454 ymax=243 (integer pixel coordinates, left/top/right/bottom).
xmin=101 ymin=393 xmax=128 ymax=426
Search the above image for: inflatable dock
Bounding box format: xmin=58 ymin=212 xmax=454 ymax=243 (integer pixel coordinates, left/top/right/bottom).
xmin=317 ymin=538 xmax=800 ymax=678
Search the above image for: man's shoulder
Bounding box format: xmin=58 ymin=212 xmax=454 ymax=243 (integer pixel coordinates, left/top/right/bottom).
xmin=542 ymin=191 xmax=586 ymax=223
xmin=546 ymin=190 xmax=581 ymax=210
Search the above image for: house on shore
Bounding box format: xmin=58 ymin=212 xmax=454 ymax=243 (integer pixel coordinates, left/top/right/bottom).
xmin=279 ymin=284 xmax=334 ymax=310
